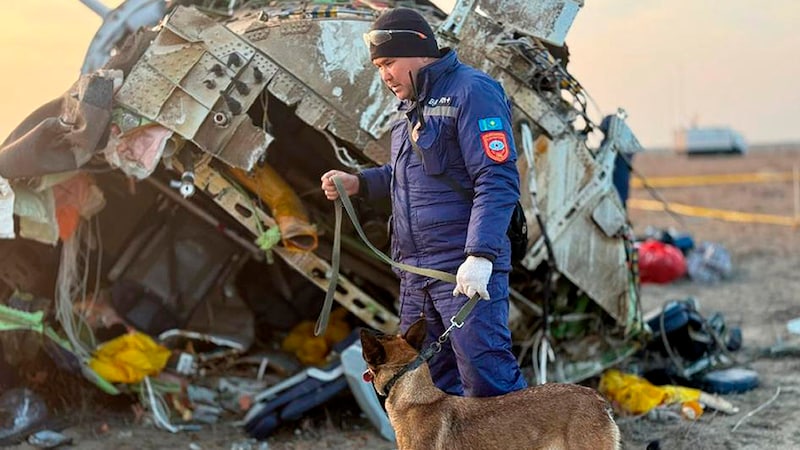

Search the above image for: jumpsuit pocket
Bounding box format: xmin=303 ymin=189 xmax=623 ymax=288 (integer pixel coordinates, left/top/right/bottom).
xmin=413 ymin=125 xmax=448 ymax=176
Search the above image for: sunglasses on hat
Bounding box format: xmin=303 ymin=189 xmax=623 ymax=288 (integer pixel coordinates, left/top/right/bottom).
xmin=362 ymin=29 xmax=428 ymax=47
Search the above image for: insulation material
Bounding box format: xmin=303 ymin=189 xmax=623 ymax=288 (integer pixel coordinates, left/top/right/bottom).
xmin=104 ymin=124 xmax=174 ymax=179
xmin=53 ymin=173 xmax=106 ymax=241
xmin=228 ymin=165 xmax=318 ymax=252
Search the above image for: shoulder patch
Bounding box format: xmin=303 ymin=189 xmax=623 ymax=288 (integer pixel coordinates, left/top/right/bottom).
xmin=478 ymin=117 xmax=503 ymax=132
xmin=481 ymin=131 xmax=509 ymax=162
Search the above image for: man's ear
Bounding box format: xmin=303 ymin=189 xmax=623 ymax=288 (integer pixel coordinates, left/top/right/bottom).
xmin=402 ymin=318 xmax=427 ymax=351
xmin=360 ymin=329 xmax=386 ymax=365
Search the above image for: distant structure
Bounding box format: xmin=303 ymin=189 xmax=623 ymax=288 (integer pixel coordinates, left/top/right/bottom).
xmin=674 ymin=126 xmax=748 ymax=155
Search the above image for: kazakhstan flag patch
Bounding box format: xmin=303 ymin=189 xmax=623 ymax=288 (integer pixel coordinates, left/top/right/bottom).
xmin=478 ymin=117 xmax=503 ymax=132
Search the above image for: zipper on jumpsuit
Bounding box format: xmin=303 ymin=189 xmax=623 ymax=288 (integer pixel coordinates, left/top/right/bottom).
xmin=396 ymin=107 xmax=423 ymax=258
xmin=392 ymin=142 xmax=416 ymax=257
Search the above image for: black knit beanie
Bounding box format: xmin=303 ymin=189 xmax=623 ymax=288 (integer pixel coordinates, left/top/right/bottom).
xmin=368 ymin=8 xmax=439 ymax=60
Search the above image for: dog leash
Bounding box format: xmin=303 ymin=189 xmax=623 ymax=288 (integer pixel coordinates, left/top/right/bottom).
xmin=315 ymin=176 xmax=481 ymax=336
xmin=379 ymin=303 xmax=479 ymax=396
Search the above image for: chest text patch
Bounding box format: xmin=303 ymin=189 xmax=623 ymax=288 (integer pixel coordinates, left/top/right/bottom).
xmin=481 ymin=131 xmax=509 ymax=162
xmin=427 ymin=96 xmax=453 ymax=107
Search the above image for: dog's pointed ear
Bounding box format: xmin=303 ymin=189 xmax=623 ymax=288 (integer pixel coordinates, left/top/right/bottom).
xmin=402 ymin=318 xmax=427 ymax=351
xmin=360 ymin=329 xmax=386 ymax=365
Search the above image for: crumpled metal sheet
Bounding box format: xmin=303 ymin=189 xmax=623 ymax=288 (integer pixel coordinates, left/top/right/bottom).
xmin=477 ymin=0 xmax=582 ymax=46
xmin=114 ymin=6 xmax=274 ymax=171
xmin=227 ymin=8 xmax=398 ymax=153
xmin=518 ymin=124 xmax=637 ymax=325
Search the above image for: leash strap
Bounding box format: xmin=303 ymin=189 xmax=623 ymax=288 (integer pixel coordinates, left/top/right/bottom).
xmin=314 ymin=190 xmax=343 ymax=336
xmin=315 ymin=176 xmax=482 ymax=336
xmin=381 ymin=289 xmax=479 ymax=397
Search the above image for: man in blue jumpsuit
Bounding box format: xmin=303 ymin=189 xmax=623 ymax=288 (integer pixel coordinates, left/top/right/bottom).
xmin=321 ymin=7 xmax=526 ymax=397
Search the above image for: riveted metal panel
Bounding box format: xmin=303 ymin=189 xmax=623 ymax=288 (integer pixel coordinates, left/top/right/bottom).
xmin=242 ymin=26 xmax=270 ymax=43
xmin=220 ymin=58 xmax=273 ymax=118
xmin=278 ymin=20 xmax=314 ymax=36
xmin=267 ymin=71 xmax=306 ymax=106
xmin=113 ymin=6 xmax=274 ymax=171
xmin=116 ymin=62 xmax=175 ymax=120
xmin=239 ymin=16 xmax=397 ymax=147
xmin=215 ymin=120 xmax=271 ymax=172
xmin=497 ymin=72 xmax=567 ymax=138
xmin=327 ymin=114 xmax=361 ymax=148
xmin=156 ymin=89 xmax=208 ymax=137
xmin=193 ymin=104 xmax=242 ymax=154
xmin=198 ymin=24 xmax=256 ymax=63
xmin=145 ymin=43 xmax=205 ymax=85
xmin=165 ymin=5 xmax=218 ymax=42
xmin=180 ymin=52 xmax=235 ymax=109
xmin=295 ymin=94 xmax=332 ymax=130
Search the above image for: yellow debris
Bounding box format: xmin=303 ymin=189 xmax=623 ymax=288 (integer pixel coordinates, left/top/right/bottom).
xmin=599 ymin=369 xmax=702 ymax=418
xmin=281 ymin=308 xmax=352 ymax=366
xmin=89 ymin=332 xmax=171 ymax=384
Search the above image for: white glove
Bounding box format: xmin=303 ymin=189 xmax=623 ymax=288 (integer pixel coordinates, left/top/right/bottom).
xmin=452 ymin=255 xmax=493 ymax=300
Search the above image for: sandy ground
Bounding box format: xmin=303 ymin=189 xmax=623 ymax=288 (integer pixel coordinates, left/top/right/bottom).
xmin=6 ymin=148 xmax=800 ymax=450
xmin=617 ymin=148 xmax=800 ymax=450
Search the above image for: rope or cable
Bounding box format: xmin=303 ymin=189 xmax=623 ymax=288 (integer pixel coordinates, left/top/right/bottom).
xmin=732 ymin=386 xmax=781 ymax=432
xmin=617 ymin=152 xmax=688 ymax=228
xmin=658 ymin=303 xmax=686 ymax=376
xmin=142 ymin=376 xmax=179 ymax=433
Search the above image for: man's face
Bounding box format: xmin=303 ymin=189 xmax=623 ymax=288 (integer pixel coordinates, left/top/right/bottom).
xmin=372 ymin=56 xmax=431 ymax=101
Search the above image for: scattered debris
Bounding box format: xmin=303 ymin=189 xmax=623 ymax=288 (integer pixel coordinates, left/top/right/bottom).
xmin=686 ymin=242 xmax=733 ymax=283
xmin=0 ymin=388 xmax=49 ymax=445
xmin=0 ymin=0 xmax=765 ymax=445
xmin=27 ymin=430 xmax=73 ymax=449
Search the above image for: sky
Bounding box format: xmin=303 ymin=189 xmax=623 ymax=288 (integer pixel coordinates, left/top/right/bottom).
xmin=0 ymin=1 xmax=798 ymax=149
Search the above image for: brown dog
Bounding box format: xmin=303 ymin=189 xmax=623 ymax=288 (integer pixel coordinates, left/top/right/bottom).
xmin=361 ymin=319 xmax=621 ymax=450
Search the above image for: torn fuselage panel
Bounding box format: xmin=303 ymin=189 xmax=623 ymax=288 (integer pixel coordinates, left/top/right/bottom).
xmin=226 ymin=6 xmax=398 ymax=155
xmin=114 ymin=6 xmax=274 ymax=171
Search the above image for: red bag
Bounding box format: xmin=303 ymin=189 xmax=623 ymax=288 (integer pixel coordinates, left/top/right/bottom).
xmin=637 ymin=239 xmax=687 ymax=284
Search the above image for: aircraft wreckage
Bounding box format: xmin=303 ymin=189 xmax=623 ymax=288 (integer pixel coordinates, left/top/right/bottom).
xmin=0 ymin=0 xmax=643 ymax=410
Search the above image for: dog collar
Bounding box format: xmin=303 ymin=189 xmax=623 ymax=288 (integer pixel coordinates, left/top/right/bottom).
xmin=380 ymin=344 xmax=438 ymax=396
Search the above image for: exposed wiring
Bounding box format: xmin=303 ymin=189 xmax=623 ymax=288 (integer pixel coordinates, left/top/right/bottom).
xmin=142 ymin=376 xmax=179 ymax=433
xmin=55 ymin=220 xmax=99 ymax=360
xmin=323 ymin=130 xmax=368 ymax=171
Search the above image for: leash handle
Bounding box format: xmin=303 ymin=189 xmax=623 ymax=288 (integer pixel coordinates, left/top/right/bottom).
xmin=314 ymin=195 xmax=342 ymax=336
xmin=315 ymin=177 xmax=461 ymax=336
xmin=332 ymin=176 xmax=456 ymax=283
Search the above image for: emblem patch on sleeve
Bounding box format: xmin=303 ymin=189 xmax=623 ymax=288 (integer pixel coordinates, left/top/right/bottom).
xmin=481 ymin=131 xmax=509 ymax=162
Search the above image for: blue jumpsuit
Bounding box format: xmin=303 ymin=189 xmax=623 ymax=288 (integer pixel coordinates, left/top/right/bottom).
xmin=359 ymin=49 xmax=527 ymax=397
